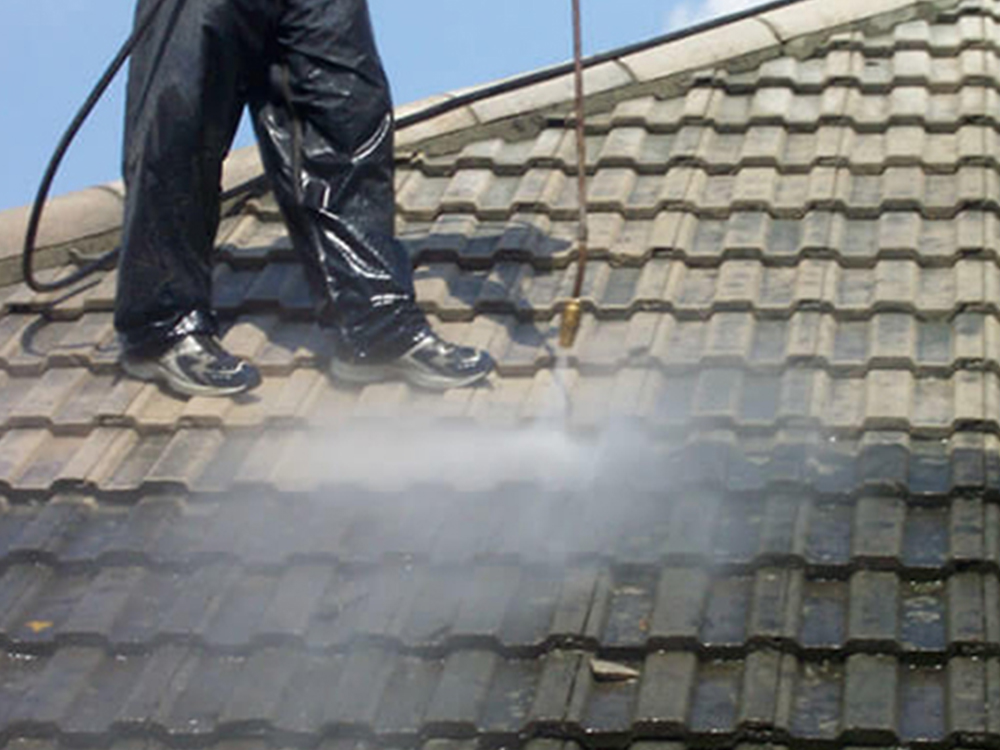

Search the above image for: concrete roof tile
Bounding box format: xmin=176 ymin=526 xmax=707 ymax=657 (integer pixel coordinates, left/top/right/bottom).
xmin=468 ymin=62 xmax=633 ymax=126
xmin=620 ymin=19 xmax=778 ymax=83
xmin=842 ymin=654 xmax=899 ymax=740
xmin=395 ymin=105 xmax=479 ymax=150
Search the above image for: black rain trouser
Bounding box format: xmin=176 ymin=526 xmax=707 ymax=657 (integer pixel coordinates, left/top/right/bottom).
xmin=115 ymin=0 xmax=428 ymax=361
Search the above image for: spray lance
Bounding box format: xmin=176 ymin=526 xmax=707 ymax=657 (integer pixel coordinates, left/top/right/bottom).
xmin=559 ymin=0 xmax=589 ymax=349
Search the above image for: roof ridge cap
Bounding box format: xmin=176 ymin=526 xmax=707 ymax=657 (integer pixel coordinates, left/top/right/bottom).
xmin=393 ymin=0 xmax=960 ymax=149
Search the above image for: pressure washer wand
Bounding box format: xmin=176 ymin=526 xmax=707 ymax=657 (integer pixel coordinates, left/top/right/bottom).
xmin=559 ymin=0 xmax=588 ymax=349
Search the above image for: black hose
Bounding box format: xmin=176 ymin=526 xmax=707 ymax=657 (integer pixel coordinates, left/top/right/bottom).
xmin=21 ymin=0 xmax=178 ymax=293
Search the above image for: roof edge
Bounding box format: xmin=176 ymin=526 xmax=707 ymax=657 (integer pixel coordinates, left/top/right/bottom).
xmin=391 ymin=0 xmax=804 ymax=136
xmin=394 ymin=0 xmax=957 ymax=150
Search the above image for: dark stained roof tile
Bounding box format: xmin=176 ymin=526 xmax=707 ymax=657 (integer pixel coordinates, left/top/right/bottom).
xmin=634 ymin=652 xmax=696 ymax=731
xmin=648 ymin=568 xmax=710 ymax=646
xmin=847 ymin=571 xmax=900 ymax=646
xmin=217 ymin=647 xmax=301 ymax=729
xmin=7 ymin=640 xmax=1000 ymax=743
xmin=11 ymin=647 xmax=105 ymax=730
xmin=947 ymin=571 xmax=992 ymax=645
xmin=60 ymin=650 xmax=149 ymax=737
xmin=156 ymin=565 xmax=243 ymax=641
xmin=59 ymin=566 xmax=147 ymax=641
xmin=0 ymin=565 xmax=55 ymax=637
xmin=370 ymin=653 xmax=441 ymax=735
xmin=200 ymin=570 xmax=281 ymax=649
xmin=842 ymin=654 xmax=899 ymax=741
xmin=112 ymin=645 xmax=189 ymax=727
xmin=107 ymin=568 xmax=188 ymax=649
xmin=789 ymin=659 xmax=843 ymax=738
xmin=738 ymin=649 xmax=798 ymax=730
xmin=5 ymin=498 xmax=92 ymax=559
xmin=424 ymin=650 xmax=499 ymax=731
xmin=325 ymin=648 xmax=400 ymax=730
xmin=254 ymin=565 xmax=335 ymax=641
xmin=945 ymin=656 xmax=991 ymax=739
xmin=157 ymin=649 xmax=245 ymax=735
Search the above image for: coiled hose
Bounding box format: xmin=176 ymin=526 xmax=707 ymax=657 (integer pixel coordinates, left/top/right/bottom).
xmin=21 ymin=0 xmax=173 ymax=292
xmin=21 ymin=0 xmax=260 ymax=294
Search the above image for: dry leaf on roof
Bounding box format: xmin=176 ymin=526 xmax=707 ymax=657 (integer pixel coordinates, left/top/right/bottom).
xmin=590 ymin=658 xmax=640 ymax=682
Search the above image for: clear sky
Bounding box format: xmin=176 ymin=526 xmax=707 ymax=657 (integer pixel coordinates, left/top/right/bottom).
xmin=0 ymin=0 xmax=764 ymax=211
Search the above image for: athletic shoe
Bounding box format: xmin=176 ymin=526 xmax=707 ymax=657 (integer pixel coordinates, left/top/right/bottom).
xmin=330 ymin=331 xmax=494 ymax=390
xmin=121 ymin=333 xmax=262 ymax=398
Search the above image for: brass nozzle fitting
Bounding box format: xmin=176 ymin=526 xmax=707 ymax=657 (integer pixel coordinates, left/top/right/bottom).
xmin=559 ymin=299 xmax=582 ymax=348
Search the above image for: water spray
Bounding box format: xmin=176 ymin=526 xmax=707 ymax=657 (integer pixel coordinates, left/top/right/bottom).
xmin=559 ymin=0 xmax=589 ymax=349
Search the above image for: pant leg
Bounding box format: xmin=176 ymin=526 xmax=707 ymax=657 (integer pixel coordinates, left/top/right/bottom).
xmin=116 ymin=0 xmax=275 ymax=354
xmin=250 ymin=0 xmax=428 ymax=363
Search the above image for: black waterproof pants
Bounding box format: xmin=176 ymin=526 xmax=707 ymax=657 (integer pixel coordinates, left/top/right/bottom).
xmin=115 ymin=0 xmax=428 ymax=362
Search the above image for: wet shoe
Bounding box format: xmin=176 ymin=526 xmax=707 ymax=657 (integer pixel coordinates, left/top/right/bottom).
xmin=121 ymin=333 xmax=262 ymax=398
xmin=330 ymin=332 xmax=494 ymax=390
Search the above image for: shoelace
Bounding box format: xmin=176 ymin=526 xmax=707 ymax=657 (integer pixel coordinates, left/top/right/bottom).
xmin=192 ymin=334 xmax=238 ymax=365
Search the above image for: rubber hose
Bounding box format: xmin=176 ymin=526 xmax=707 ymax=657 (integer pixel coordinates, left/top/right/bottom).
xmin=21 ymin=0 xmax=263 ymax=294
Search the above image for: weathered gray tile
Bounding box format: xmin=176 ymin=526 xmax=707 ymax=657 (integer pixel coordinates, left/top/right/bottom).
xmin=842 ymin=655 xmax=898 ymax=741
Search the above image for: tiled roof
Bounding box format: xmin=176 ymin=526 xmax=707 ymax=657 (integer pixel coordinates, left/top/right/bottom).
xmin=2 ymin=0 xmax=999 ymax=747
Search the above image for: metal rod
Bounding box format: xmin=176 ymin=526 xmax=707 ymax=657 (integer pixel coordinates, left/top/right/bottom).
xmin=559 ymin=0 xmax=588 ymax=348
xmin=571 ymin=0 xmax=588 ymax=298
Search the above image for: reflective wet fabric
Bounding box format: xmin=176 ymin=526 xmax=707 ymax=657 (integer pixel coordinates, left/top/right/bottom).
xmin=115 ymin=0 xmax=429 ymax=361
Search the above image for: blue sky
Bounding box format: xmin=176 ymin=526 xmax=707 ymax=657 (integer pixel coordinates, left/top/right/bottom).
xmin=0 ymin=0 xmax=763 ymax=210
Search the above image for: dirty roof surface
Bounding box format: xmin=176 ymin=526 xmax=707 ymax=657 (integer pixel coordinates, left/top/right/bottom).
xmin=1 ymin=0 xmax=1000 ymax=747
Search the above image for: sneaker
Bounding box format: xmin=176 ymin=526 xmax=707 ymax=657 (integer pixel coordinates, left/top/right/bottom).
xmin=330 ymin=332 xmax=494 ymax=390
xmin=121 ymin=333 xmax=262 ymax=398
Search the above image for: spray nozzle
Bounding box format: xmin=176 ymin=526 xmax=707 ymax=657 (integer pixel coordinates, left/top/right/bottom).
xmin=559 ymin=298 xmax=582 ymax=348
xmin=558 ymin=0 xmax=587 ymax=353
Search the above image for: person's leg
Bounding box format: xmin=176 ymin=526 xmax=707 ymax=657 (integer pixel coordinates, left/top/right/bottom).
xmin=250 ymin=0 xmax=424 ymax=363
xmin=250 ymin=0 xmax=493 ymax=388
xmin=116 ymin=0 xmax=272 ymax=356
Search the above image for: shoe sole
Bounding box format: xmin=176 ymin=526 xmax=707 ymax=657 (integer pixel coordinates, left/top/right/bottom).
xmin=121 ymin=358 xmax=258 ymax=398
xmin=330 ymin=358 xmax=491 ymax=391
